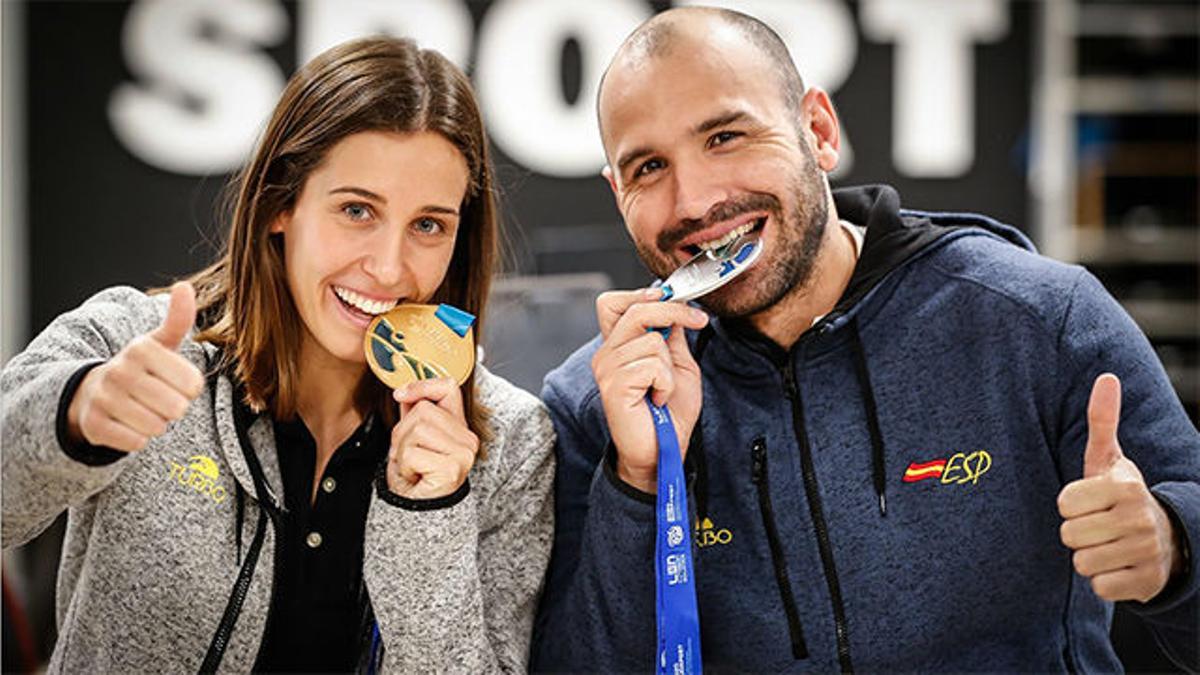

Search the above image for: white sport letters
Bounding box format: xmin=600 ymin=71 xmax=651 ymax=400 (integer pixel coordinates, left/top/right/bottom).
xmin=110 ymin=0 xmax=1009 ymax=178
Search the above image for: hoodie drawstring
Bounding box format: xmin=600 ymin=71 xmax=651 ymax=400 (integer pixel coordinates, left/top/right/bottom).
xmin=235 ymin=482 xmax=245 ymax=565
xmin=686 ymin=325 xmax=716 ymax=521
xmin=848 ymin=318 xmax=887 ymax=516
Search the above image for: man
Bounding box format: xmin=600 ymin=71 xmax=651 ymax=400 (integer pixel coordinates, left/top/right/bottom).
xmin=531 ymin=6 xmax=1199 ymax=673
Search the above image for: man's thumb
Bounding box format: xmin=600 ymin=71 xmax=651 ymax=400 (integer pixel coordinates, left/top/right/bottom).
xmin=1083 ymin=373 xmax=1124 ymax=477
xmin=151 ymin=282 xmax=197 ymax=350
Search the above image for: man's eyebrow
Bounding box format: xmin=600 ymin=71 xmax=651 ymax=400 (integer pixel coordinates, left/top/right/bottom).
xmin=330 ymin=186 xmax=386 ymax=203
xmin=694 ymin=110 xmax=751 ymax=135
xmin=615 ymin=110 xmax=757 ymax=176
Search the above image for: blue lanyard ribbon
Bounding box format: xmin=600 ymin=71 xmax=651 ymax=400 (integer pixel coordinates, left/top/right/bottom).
xmin=649 ymin=397 xmax=702 ymax=674
xmin=366 ymin=621 xmax=381 ymax=675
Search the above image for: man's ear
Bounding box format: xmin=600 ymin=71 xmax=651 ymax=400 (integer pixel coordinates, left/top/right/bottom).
xmin=601 ymin=164 xmax=621 ymax=209
xmin=802 ymin=87 xmax=841 ymax=173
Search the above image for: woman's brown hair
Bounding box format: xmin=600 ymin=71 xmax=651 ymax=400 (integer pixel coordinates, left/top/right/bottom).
xmin=187 ymin=37 xmax=498 ymax=440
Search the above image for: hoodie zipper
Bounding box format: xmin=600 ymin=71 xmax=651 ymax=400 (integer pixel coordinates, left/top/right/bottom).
xmin=781 ymin=359 xmax=854 ymax=673
xmin=750 ymin=437 xmax=809 ymax=660
xmin=200 ymin=506 xmax=267 ymax=673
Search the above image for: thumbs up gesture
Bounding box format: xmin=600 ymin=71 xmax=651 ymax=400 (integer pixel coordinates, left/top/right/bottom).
xmin=1057 ymin=374 xmax=1184 ymax=602
xmin=67 ymin=283 xmax=206 ymax=452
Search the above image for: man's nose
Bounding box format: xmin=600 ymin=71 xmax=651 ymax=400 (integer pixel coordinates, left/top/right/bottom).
xmin=671 ymin=160 xmax=728 ymax=224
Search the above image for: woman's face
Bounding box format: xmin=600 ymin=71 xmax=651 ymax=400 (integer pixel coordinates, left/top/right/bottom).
xmin=272 ymin=130 xmax=469 ymax=369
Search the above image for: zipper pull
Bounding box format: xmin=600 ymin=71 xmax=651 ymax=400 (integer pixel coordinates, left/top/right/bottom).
xmin=780 ymin=366 xmax=798 ymax=400
xmin=265 ymin=484 xmax=285 ymax=513
xmin=750 ymin=437 xmax=767 ymax=484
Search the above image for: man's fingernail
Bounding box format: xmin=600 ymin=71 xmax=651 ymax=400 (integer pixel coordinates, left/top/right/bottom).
xmin=395 ymin=386 xmax=409 ymax=400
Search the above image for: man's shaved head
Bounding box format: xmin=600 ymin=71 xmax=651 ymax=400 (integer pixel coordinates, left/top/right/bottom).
xmin=598 ymin=7 xmax=806 ymax=140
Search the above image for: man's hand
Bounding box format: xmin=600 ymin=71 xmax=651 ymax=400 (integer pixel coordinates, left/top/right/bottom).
xmin=591 ymin=288 xmax=709 ymax=494
xmin=1058 ymin=373 xmax=1184 ymax=602
xmin=386 ymin=378 xmax=479 ymax=500
xmin=67 ymin=282 xmax=205 ymax=451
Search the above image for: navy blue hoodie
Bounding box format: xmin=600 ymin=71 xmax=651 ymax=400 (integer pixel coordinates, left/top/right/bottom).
xmin=532 ymin=185 xmax=1200 ymax=672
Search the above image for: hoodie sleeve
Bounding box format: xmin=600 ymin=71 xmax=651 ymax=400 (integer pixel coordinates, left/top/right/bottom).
xmin=363 ymin=382 xmax=555 ymax=674
xmin=530 ymin=374 xmax=659 ymax=672
xmin=1053 ymin=269 xmax=1200 ymax=669
xmin=1 ymin=287 xmax=170 ymax=548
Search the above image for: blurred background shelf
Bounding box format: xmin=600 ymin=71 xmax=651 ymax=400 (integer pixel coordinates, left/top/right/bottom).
xmin=1075 ymin=77 xmax=1199 ymax=113
xmin=1076 ymin=3 xmax=1200 ymax=38
xmin=1042 ymin=0 xmax=1198 ymax=426
xmin=1121 ymin=299 xmax=1199 ymax=340
xmin=1074 ymin=227 xmax=1198 ymax=265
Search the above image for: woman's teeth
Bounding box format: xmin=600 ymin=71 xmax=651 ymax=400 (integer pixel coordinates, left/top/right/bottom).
xmin=697 ymin=220 xmax=758 ymax=252
xmin=333 ymin=286 xmax=397 ymax=315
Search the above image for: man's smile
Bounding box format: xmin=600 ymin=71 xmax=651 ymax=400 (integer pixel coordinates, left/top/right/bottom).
xmin=677 ymin=213 xmax=768 ymax=259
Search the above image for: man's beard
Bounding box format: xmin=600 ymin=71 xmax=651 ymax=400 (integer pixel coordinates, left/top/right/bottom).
xmin=632 ymin=164 xmax=828 ymax=319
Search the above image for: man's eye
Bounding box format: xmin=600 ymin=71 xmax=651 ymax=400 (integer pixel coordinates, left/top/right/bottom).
xmin=343 ymin=203 xmax=373 ymax=221
xmin=709 ymin=130 xmax=741 ymax=147
xmin=413 ymin=218 xmax=445 ymax=235
xmin=634 ymin=158 xmax=664 ymax=178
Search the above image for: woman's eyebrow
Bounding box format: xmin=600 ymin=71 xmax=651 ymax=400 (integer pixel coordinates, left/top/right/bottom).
xmin=329 ymin=186 xmax=386 ymax=203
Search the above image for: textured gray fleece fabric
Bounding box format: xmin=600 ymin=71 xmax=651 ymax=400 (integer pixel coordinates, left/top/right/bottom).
xmin=2 ymin=286 xmax=556 ymax=673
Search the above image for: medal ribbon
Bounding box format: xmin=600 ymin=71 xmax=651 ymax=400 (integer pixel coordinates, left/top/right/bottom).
xmin=644 ymin=239 xmax=761 ymax=672
xmin=649 ymin=397 xmax=702 ymax=674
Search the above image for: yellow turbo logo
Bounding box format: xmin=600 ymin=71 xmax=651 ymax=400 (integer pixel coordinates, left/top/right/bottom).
xmin=694 ymin=517 xmax=733 ymax=548
xmin=168 ymin=455 xmax=228 ymax=504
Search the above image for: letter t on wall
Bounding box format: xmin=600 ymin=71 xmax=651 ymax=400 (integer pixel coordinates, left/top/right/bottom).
xmin=861 ymin=0 xmax=1009 ymax=178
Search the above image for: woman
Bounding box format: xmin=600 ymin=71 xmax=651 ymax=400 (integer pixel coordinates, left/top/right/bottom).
xmin=1 ymin=37 xmax=554 ymax=673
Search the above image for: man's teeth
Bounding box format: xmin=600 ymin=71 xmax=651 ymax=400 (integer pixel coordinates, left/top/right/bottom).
xmin=333 ymin=286 xmax=397 ymax=315
xmin=697 ymin=221 xmax=757 ymax=252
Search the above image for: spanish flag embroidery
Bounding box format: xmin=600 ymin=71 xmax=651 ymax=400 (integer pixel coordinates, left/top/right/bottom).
xmin=902 ymin=458 xmax=947 ymax=483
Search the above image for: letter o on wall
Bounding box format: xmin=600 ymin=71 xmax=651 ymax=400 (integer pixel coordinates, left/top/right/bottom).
xmin=475 ymin=0 xmax=651 ymax=176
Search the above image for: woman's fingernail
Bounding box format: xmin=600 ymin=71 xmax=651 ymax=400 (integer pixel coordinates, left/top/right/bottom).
xmin=644 ymin=287 xmax=662 ymax=299
xmin=690 ymin=307 xmax=708 ymax=321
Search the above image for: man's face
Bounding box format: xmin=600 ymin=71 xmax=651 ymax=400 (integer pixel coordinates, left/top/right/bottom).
xmin=599 ymin=29 xmax=831 ymax=318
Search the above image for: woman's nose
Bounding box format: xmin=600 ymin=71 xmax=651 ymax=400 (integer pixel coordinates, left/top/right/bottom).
xmin=361 ymin=226 xmax=409 ymax=287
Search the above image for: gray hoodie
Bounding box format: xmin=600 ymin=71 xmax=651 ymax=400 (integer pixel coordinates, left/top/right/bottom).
xmin=2 ymin=286 xmax=555 ymax=673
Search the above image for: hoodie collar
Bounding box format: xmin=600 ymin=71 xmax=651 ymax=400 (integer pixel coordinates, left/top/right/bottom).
xmin=831 ymin=184 xmax=963 ymax=316
xmin=204 ymin=349 xmax=285 ymax=513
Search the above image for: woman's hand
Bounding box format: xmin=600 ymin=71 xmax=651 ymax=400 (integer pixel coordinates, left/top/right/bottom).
xmin=386 ymin=377 xmax=479 ymax=500
xmin=67 ymin=282 xmax=205 ymax=451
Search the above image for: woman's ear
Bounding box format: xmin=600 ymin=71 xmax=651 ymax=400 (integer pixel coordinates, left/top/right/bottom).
xmin=269 ymin=211 xmax=288 ymax=234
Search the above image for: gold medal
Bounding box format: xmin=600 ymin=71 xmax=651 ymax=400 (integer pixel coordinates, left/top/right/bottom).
xmin=364 ymin=303 xmax=476 ymax=389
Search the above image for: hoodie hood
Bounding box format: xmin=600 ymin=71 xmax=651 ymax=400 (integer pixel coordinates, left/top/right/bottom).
xmin=832 ymin=184 xmax=1035 ymax=317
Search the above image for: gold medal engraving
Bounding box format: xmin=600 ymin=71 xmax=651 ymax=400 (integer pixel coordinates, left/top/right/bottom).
xmin=364 ymin=304 xmax=476 ymax=388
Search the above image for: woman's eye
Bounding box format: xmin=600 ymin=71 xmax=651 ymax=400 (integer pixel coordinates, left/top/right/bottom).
xmin=342 ymin=203 xmax=373 ymax=222
xmin=413 ymin=218 xmax=444 ymax=235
